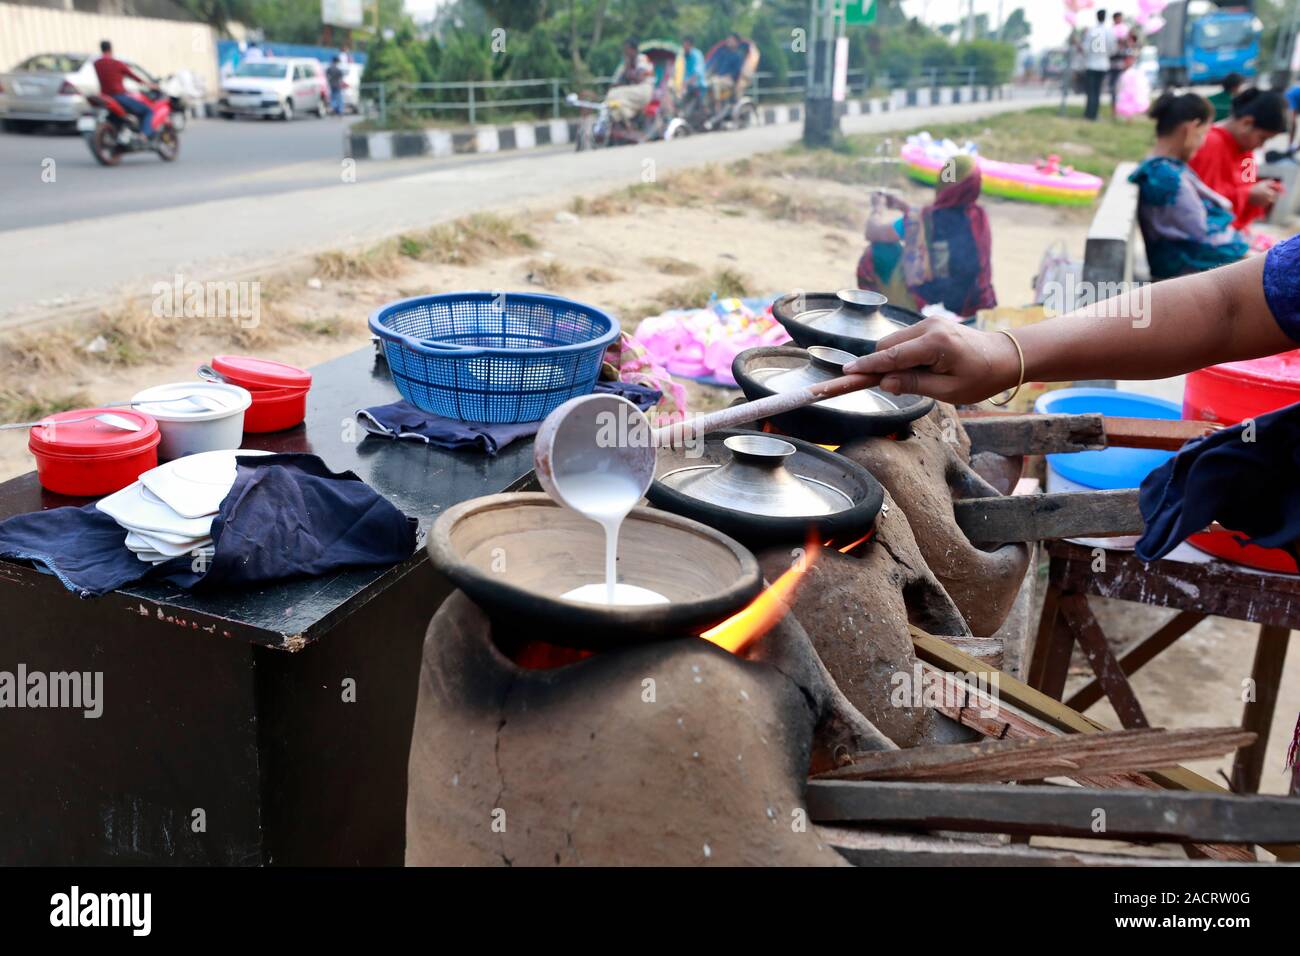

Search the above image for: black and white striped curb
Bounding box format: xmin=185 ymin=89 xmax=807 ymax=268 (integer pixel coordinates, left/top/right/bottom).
xmin=345 ymin=84 xmax=1014 ymax=161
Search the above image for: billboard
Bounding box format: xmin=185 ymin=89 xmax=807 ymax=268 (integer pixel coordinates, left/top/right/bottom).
xmin=322 ymin=0 xmax=365 ymax=29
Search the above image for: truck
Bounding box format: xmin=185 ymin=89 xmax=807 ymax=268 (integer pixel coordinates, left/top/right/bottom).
xmin=1156 ymin=0 xmax=1264 ymax=88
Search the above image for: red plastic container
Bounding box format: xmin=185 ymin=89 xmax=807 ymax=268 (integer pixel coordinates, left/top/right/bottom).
xmin=211 ymin=355 xmax=311 ymax=432
xmin=28 ymin=409 xmax=161 ymax=497
xmin=1182 ymin=351 xmax=1300 ymax=573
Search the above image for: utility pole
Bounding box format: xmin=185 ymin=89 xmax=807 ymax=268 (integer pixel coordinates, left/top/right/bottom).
xmin=803 ymin=0 xmax=845 ymax=148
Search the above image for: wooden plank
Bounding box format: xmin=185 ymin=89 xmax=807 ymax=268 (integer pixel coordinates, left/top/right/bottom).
xmin=960 ymin=413 xmax=1218 ymax=455
xmin=1067 ymin=610 xmax=1206 ymax=712
xmin=911 ymin=626 xmax=1299 ymax=862
xmin=954 ymin=490 xmax=1142 ymax=545
xmin=815 ymin=727 xmax=1255 ymax=784
xmin=805 ymin=780 xmax=1300 ymax=843
xmin=920 ymin=662 xmax=1257 ymax=862
xmin=962 ymin=413 xmax=1106 ymax=456
xmin=1049 ymin=541 xmax=1300 ymax=629
xmin=1059 ymin=593 xmax=1150 ymax=729
xmin=818 ymin=826 xmax=1249 ymax=867
xmin=1103 ymin=416 xmax=1220 ymax=451
xmin=1232 ymin=625 xmax=1292 ymax=794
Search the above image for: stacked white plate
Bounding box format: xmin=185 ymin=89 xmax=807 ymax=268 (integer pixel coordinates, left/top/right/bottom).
xmin=96 ymin=449 xmax=271 ymax=565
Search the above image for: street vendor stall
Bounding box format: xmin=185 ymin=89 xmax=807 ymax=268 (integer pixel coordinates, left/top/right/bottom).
xmin=0 ymin=345 xmax=537 ymax=865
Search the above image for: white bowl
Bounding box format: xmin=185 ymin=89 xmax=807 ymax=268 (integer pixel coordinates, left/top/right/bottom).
xmin=130 ymin=381 xmax=252 ymax=461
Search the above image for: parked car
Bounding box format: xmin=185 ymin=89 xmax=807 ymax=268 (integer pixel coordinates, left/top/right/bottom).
xmin=218 ymin=57 xmax=327 ymax=121
xmin=0 ymin=52 xmax=168 ymax=133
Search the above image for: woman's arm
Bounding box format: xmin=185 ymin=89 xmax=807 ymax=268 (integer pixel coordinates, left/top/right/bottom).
xmin=844 ymin=255 xmax=1292 ymax=404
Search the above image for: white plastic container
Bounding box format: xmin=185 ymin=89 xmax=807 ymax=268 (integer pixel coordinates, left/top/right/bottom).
xmin=130 ymin=381 xmax=252 ymax=461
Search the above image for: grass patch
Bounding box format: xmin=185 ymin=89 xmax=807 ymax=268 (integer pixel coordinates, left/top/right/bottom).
xmin=633 ymin=267 xmax=752 ymax=318
xmin=524 ymin=258 xmax=574 ymax=289
xmin=315 ymin=242 xmax=404 ymax=280
xmin=644 ymin=256 xmax=701 ymax=277
xmin=0 ymin=387 xmax=91 ymax=422
xmin=422 ymin=213 xmax=538 ymax=265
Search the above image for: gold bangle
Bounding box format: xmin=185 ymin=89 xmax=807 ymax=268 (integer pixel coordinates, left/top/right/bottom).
xmin=988 ymin=329 xmax=1025 ymax=408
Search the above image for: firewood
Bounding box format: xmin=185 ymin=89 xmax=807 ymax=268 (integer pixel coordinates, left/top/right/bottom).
xmin=805 ymin=779 xmax=1300 ymax=844
xmin=909 ymin=626 xmax=1287 ymax=864
xmin=953 ymin=489 xmax=1143 ymax=544
xmin=814 ymin=727 xmax=1256 ymax=784
xmin=961 ymin=412 xmax=1218 ymax=456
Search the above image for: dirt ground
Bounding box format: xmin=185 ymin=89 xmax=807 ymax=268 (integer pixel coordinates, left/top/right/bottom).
xmin=3 ymin=159 xmax=1295 ymax=812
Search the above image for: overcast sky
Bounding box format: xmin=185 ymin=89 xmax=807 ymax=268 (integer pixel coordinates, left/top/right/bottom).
xmin=901 ymin=1 xmax=1143 ymax=50
xmin=401 ymin=1 xmax=1146 ymax=50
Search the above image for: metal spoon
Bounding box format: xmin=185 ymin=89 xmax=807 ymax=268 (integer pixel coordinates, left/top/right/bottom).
xmin=107 ymin=394 xmax=226 ymax=412
xmin=1 ymin=412 xmax=143 ymax=432
xmin=196 ymin=364 xmax=229 ymax=384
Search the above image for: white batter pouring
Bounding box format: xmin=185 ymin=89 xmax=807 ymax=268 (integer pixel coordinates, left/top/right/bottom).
xmin=556 ymin=470 xmax=669 ymax=607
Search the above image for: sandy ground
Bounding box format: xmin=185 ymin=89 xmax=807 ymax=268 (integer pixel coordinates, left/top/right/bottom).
xmin=4 ymin=163 xmax=1295 ymax=817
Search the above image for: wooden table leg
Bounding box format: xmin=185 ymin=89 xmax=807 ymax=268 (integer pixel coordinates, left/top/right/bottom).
xmin=1029 ymin=583 xmax=1075 ymax=697
xmin=1232 ymin=625 xmax=1291 ymax=794
xmin=1066 ymin=610 xmax=1206 ymax=713
xmin=1059 ymin=592 xmax=1150 ymax=729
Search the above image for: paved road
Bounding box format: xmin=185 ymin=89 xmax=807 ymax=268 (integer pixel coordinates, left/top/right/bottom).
xmin=0 ymin=91 xmax=1056 ymax=326
xmin=0 ymin=114 xmax=398 ymax=229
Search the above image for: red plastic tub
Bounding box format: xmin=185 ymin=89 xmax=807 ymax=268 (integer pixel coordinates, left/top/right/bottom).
xmin=1182 ymin=351 xmax=1300 ymax=573
xmin=28 ymin=409 xmax=161 ymax=497
xmin=211 ymin=355 xmax=312 ymax=432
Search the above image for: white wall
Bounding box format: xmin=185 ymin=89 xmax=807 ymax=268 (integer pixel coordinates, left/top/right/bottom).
xmin=0 ymin=2 xmax=219 ymax=91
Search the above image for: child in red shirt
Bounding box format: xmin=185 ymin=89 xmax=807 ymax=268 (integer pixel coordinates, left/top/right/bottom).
xmin=1189 ymin=88 xmax=1290 ymax=231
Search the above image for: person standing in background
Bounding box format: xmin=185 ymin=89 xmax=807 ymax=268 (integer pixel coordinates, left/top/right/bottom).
xmin=326 ymin=56 xmax=346 ymax=117
xmin=1083 ymin=10 xmax=1116 ymax=121
xmin=1108 ymin=11 xmax=1130 ymax=116
xmin=1209 ymin=73 xmax=1246 ymax=123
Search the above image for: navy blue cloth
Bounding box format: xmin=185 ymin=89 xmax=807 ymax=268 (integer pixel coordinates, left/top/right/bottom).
xmin=358 ymin=380 xmax=662 ymax=456
xmin=1135 ymin=402 xmax=1300 ymax=562
xmin=0 ymin=454 xmax=417 ymax=598
xmin=1264 ymin=234 xmax=1300 ymax=343
xmin=0 ymin=503 xmax=186 ymax=598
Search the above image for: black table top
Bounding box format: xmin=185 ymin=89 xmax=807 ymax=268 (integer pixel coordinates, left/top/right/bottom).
xmin=0 ymin=347 xmax=537 ymax=649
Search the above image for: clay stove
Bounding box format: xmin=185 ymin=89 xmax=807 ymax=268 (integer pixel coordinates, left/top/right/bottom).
xmin=406 ymin=401 xmax=1033 ymax=866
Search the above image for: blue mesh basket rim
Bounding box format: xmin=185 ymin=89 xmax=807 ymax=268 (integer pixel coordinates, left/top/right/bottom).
xmin=367 ymin=291 xmax=619 ymax=358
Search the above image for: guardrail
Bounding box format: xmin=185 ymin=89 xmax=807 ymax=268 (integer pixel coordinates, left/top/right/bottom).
xmin=358 ymin=66 xmax=983 ymax=127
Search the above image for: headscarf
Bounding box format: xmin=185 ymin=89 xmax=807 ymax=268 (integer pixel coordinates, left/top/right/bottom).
xmin=902 ymin=155 xmax=997 ymax=317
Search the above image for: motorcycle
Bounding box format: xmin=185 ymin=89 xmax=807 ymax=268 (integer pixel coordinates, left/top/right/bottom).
xmin=79 ymin=89 xmax=182 ymax=166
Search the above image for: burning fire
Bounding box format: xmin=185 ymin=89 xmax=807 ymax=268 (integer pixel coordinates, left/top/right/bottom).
xmin=700 ymin=534 xmax=822 ymax=655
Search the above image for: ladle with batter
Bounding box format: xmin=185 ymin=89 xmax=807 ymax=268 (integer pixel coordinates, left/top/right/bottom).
xmin=535 ymin=365 xmax=885 ymax=604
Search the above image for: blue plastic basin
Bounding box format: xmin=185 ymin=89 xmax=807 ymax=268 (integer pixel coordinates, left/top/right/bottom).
xmin=1035 ymin=388 xmax=1180 ymax=490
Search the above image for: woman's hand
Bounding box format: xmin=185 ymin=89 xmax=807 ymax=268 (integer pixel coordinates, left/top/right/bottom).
xmin=842 ymin=318 xmax=1023 ymax=404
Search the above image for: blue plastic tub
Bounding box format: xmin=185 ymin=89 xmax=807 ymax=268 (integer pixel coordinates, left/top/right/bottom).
xmin=369 ymin=292 xmax=619 ymax=424
xmin=1035 ymin=387 xmax=1181 ymax=489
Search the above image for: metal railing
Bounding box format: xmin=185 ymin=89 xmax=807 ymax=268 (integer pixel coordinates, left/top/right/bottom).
xmin=359 ymin=65 xmax=984 ymax=128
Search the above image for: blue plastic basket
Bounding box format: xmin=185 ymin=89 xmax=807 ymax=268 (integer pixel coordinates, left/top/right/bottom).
xmin=369 ymin=292 xmax=619 ymax=424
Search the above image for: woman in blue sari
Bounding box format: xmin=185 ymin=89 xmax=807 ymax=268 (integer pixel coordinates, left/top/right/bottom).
xmin=1129 ymin=91 xmax=1248 ymax=280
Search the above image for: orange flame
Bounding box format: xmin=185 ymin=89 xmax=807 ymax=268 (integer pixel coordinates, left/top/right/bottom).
xmin=700 ymin=535 xmax=821 ymax=655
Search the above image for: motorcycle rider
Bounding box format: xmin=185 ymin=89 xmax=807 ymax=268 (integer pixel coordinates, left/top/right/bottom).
xmin=93 ymin=40 xmax=158 ymax=140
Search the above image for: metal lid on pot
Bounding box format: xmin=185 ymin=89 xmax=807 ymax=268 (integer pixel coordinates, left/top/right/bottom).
xmin=752 ymin=346 xmax=900 ymax=414
xmin=659 ymin=434 xmax=851 ymax=518
xmin=793 ymin=289 xmax=910 ymax=346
